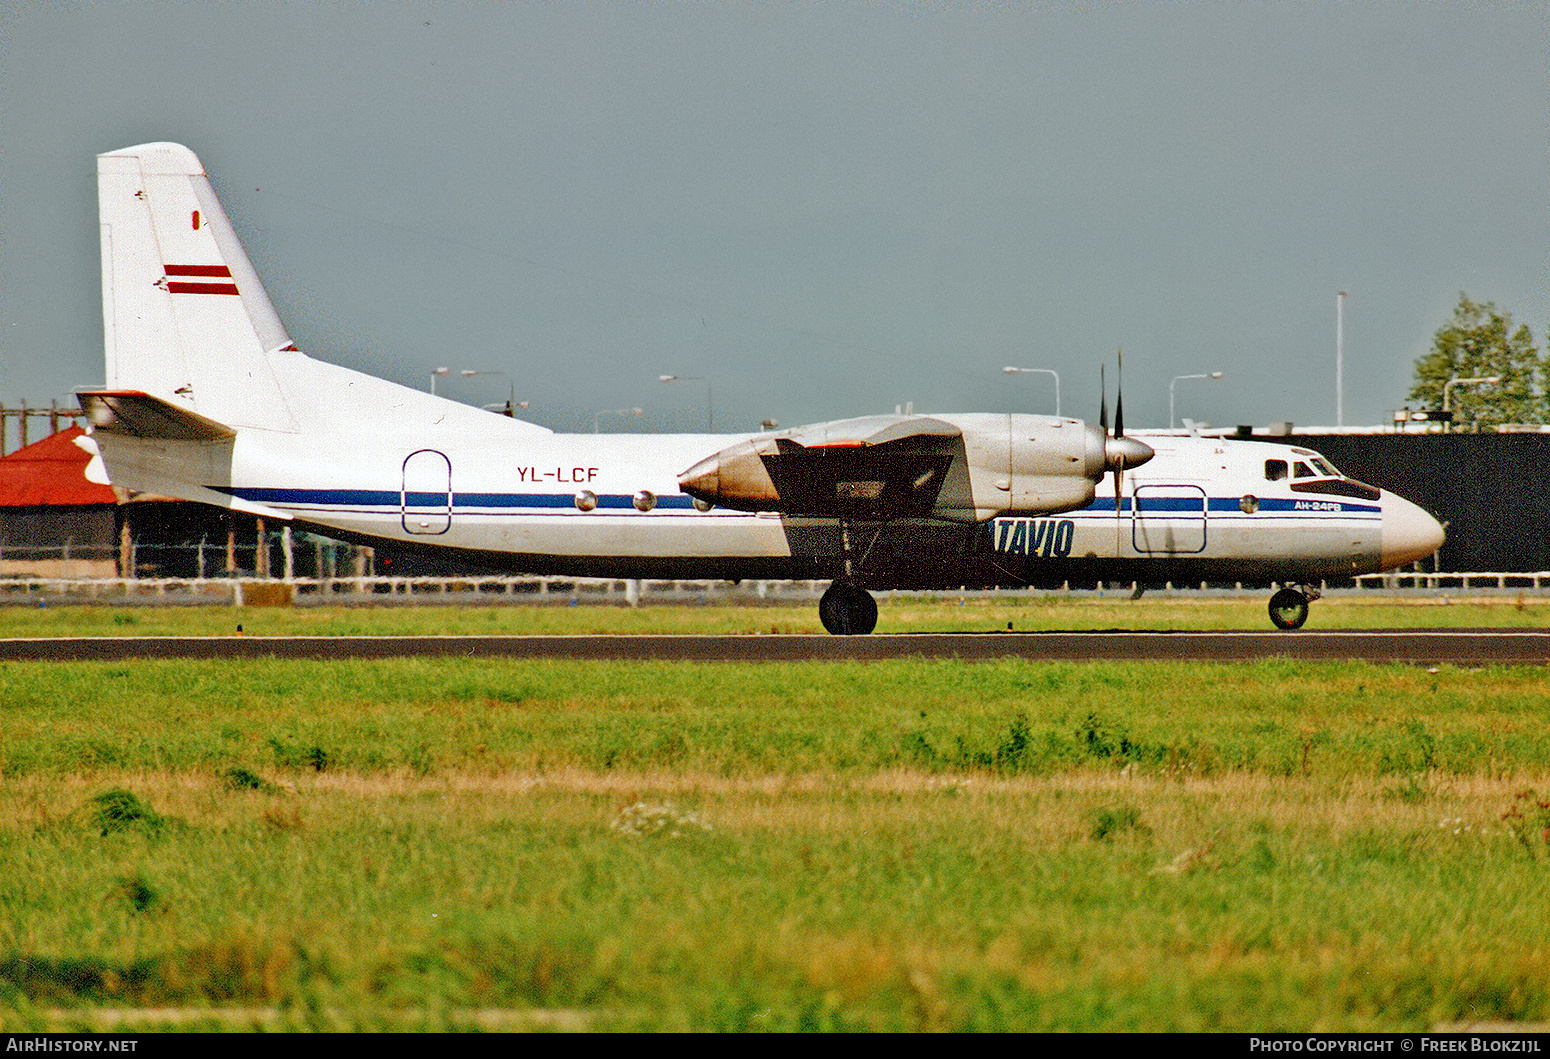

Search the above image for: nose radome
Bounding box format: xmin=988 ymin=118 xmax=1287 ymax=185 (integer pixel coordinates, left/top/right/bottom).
xmin=1381 ymin=493 xmax=1445 ymax=569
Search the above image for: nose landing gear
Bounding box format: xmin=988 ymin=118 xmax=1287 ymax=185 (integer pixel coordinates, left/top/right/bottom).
xmin=1268 ymin=584 xmax=1320 ymax=630
xmin=819 ymin=581 xmax=879 ymax=635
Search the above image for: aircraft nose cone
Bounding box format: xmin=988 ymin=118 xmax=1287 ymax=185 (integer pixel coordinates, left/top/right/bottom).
xmin=1381 ymin=493 xmax=1445 ymax=569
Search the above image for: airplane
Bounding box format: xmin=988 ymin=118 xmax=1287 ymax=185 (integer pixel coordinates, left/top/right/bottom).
xmin=77 ymin=143 xmax=1444 ymax=634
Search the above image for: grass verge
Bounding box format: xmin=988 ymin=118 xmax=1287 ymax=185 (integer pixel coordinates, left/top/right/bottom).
xmin=3 ymin=656 xmax=1549 ymax=1030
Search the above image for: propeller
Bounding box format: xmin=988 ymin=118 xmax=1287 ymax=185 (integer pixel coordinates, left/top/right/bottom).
xmin=1095 ymin=348 xmax=1155 ymax=522
xmin=1099 ymin=364 xmax=1109 ymax=435
xmin=1113 ymin=349 xmax=1126 ymax=515
xmin=1114 ymin=349 xmax=1125 ymax=441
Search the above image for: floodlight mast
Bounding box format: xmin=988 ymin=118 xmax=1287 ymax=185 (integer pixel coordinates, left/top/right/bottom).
xmin=1169 ymin=372 xmax=1225 ymax=430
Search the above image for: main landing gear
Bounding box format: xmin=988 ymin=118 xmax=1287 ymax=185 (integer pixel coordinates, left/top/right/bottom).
xmin=1268 ymin=584 xmax=1320 ymax=631
xmin=819 ymin=581 xmax=878 ymax=636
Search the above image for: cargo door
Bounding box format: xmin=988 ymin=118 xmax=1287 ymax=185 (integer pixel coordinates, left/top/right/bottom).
xmin=1131 ymin=483 xmax=1207 ymax=554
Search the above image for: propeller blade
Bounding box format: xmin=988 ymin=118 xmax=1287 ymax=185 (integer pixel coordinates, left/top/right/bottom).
xmin=1114 ymin=348 xmax=1125 ymax=438
xmin=1099 ymin=365 xmax=1109 ymax=434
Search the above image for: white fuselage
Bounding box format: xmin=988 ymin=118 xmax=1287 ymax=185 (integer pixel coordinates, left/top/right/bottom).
xmin=94 ymin=399 xmax=1436 ymax=587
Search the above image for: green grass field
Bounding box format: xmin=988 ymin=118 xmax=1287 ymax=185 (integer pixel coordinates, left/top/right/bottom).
xmin=2 ymin=599 xmax=1549 ymax=1030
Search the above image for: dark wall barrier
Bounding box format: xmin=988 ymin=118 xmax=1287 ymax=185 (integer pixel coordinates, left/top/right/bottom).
xmin=1289 ymin=433 xmax=1550 ymax=573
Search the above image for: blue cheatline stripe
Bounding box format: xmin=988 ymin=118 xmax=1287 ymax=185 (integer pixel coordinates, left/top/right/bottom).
xmin=1214 ymin=496 xmax=1380 ymax=514
xmin=213 ymin=486 xmax=397 ymax=506
xmin=1075 ymin=496 xmax=1380 ymax=515
xmin=214 ymin=486 xmax=1378 ymax=518
xmin=211 ymin=486 xmax=696 ymax=511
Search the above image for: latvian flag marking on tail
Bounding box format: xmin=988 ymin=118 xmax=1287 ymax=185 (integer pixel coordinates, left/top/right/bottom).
xmin=164 ymin=264 xmax=239 ymax=295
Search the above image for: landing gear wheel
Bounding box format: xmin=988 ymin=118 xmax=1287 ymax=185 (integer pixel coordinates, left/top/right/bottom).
xmin=1268 ymin=587 xmax=1310 ymax=630
xmin=819 ymin=582 xmax=879 ymax=636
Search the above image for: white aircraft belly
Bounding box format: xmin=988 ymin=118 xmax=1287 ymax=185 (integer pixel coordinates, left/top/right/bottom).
xmin=436 ymin=512 xmax=789 ymax=559
xmin=287 ymin=507 xmax=790 ymax=560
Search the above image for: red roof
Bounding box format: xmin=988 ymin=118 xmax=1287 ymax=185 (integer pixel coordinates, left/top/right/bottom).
xmin=0 ymin=426 xmax=118 ymax=507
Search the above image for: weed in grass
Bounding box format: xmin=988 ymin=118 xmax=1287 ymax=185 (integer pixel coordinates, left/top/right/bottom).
xmin=1248 ymin=838 xmax=1277 ymax=871
xmin=1499 ymin=789 xmax=1550 ymax=857
xmin=88 ymin=788 xmax=172 ymax=838
xmin=1089 ymin=805 xmax=1148 ymax=841
xmin=405 ymin=743 xmax=436 ymax=777
xmin=0 ymin=952 xmax=158 ymax=1004
xmin=223 ymin=767 xmax=278 ymax=794
xmin=1078 ymin=712 xmax=1163 ymax=767
xmin=901 ymin=712 xmax=1048 ymax=775
xmin=269 ymin=738 xmax=331 ymax=772
xmin=111 ymin=872 xmax=160 ymax=914
xmin=990 ymin=712 xmax=1032 ymax=771
xmin=0 ymin=934 xmax=332 ymax=1009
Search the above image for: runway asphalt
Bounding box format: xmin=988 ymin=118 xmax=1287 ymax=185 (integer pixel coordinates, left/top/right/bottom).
xmin=2 ymin=630 xmax=1549 ymax=664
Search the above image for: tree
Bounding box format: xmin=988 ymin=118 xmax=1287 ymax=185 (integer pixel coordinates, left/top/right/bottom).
xmin=1409 ymin=294 xmax=1545 ymax=429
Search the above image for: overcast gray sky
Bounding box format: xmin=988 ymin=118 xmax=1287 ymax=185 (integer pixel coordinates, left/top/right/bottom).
xmin=2 ymin=0 xmax=1544 ymax=434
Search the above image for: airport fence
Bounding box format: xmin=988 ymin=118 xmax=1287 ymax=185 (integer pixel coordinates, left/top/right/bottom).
xmin=1 ymin=572 xmax=1549 ymax=606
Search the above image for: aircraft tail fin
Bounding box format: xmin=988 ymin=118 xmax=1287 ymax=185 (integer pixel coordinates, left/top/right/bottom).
xmin=97 ymin=143 xmax=298 ymax=431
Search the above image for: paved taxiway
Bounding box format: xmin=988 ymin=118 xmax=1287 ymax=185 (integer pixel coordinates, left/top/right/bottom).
xmin=2 ymin=631 xmax=1548 ymax=665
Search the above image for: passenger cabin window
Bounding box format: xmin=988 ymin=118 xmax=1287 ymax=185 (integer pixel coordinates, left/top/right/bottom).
xmin=1265 ymin=459 xmax=1288 ymax=481
xmin=1294 ymin=462 xmax=1316 ymax=478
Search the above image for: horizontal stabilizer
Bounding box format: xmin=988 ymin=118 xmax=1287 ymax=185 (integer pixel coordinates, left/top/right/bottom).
xmin=78 ymin=390 xmax=236 ymax=441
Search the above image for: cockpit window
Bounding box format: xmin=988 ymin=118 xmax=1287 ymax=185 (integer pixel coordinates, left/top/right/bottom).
xmin=1293 ymin=461 xmax=1316 ymax=478
xmin=1265 ymin=459 xmax=1288 ymax=481
xmin=1311 ymin=457 xmax=1339 ymax=476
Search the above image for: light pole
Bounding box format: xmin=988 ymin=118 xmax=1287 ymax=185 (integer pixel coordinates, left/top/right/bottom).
xmin=1442 ymin=375 xmax=1501 ymax=433
xmin=659 ymin=375 xmax=712 ymax=431
xmin=429 ymin=367 xmax=450 ymax=394
xmin=460 ymin=369 xmax=516 ymax=417
xmin=1001 ymin=366 xmax=1060 ymax=417
xmin=593 ymin=407 xmax=644 ymax=433
xmin=1170 ymin=372 xmax=1225 ymax=430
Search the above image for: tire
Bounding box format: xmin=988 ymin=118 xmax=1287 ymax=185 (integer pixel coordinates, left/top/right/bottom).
xmin=819 ymin=582 xmax=879 ymax=635
xmin=1268 ymin=587 xmax=1310 ymax=630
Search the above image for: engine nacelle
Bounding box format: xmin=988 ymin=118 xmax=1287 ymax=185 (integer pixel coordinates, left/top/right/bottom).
xmin=956 ymin=413 xmax=1107 ymax=520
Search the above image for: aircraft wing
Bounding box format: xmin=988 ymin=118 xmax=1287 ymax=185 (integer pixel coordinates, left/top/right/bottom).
xmin=774 ymin=414 xmax=963 ymax=449
xmin=678 ymin=415 xmax=969 ymax=519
